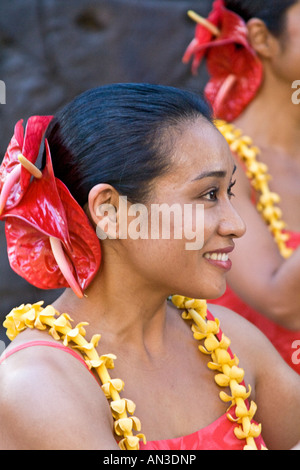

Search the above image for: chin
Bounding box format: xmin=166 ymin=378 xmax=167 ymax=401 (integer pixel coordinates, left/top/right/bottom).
xmin=211 ymin=287 xmax=227 ymax=300
xmin=175 ymin=282 xmax=226 ymax=301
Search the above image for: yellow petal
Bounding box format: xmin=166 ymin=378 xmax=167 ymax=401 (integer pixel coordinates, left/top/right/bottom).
xmin=34 ymin=317 xmax=47 ymax=330
xmin=111 ymin=399 xmax=126 ymax=415
xmin=215 ymin=374 xmax=230 ymax=387
xmin=125 ymin=399 xmax=136 ymax=415
xmin=242 ymin=417 xmax=251 ymax=435
xmin=204 ymin=335 xmax=220 ymax=352
xmin=234 ymin=426 xmax=247 ymax=440
xmin=207 ymin=362 xmax=222 ymax=371
xmin=75 ymin=322 xmax=89 ymax=337
xmin=100 ymin=354 xmax=117 ymax=369
xmin=171 ymin=295 xmax=186 ymax=309
xmin=123 ymin=436 xmax=140 ymax=450
xmin=230 ymin=365 xmax=245 ymax=383
xmin=220 ymin=391 xmax=233 ymax=403
xmin=243 ymin=444 xmax=257 ymax=451
xmin=137 ymin=433 xmax=147 ymax=445
xmin=198 ymin=345 xmax=211 ymax=355
xmin=115 ymin=418 xmax=133 ymax=435
xmin=131 ymin=416 xmax=142 ymax=432
xmin=215 ymin=349 xmax=232 ymax=365
xmin=49 ymin=327 xmax=61 ymax=340
xmin=91 ymin=334 xmax=101 ymax=347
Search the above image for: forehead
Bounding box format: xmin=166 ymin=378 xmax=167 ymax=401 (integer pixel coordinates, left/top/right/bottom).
xmin=285 ymin=1 xmax=300 ymax=33
xmin=171 ymin=118 xmax=234 ymax=178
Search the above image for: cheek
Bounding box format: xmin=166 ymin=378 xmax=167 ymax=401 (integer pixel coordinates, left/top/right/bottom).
xmin=272 ymin=40 xmax=300 ymax=81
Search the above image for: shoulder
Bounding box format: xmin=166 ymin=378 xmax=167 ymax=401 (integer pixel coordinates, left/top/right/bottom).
xmin=206 ymin=303 xmax=274 ymax=379
xmin=0 ymin=331 xmax=117 ymax=450
xmin=207 ymin=303 xmax=265 ymax=350
xmin=208 ymin=303 xmax=300 ymax=449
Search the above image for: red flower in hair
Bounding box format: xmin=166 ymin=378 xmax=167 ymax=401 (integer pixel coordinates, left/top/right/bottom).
xmin=1 ymin=118 xmax=101 ymax=298
xmin=0 ymin=116 xmax=53 ymax=214
xmin=183 ymin=0 xmax=263 ymax=121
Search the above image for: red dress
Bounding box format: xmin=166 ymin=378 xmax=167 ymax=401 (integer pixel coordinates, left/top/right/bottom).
xmin=140 ymin=412 xmax=265 ymax=450
xmin=211 ymin=230 xmax=300 ymax=374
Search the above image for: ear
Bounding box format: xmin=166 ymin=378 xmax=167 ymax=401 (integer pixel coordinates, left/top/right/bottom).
xmin=88 ymin=184 xmax=121 ymax=240
xmin=247 ymin=18 xmax=281 ymax=59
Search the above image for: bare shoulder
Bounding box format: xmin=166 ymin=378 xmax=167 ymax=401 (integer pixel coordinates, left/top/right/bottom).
xmin=208 ymin=303 xmax=300 ymax=449
xmin=207 ymin=303 xmax=267 ymax=353
xmin=206 ymin=302 xmax=279 ymax=379
xmin=0 ymin=334 xmax=117 ymax=450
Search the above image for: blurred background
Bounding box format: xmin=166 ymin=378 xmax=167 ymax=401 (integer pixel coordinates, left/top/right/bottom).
xmin=0 ymin=0 xmax=213 ymax=345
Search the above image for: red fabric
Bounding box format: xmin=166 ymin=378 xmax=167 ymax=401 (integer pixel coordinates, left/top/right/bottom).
xmin=140 ymin=413 xmax=265 ymax=451
xmin=0 ymin=340 xmax=89 ymax=369
xmin=210 ymin=231 xmax=300 ymax=374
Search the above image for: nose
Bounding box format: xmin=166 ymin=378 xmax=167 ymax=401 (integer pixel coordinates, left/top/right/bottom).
xmin=218 ymin=200 xmax=246 ymax=239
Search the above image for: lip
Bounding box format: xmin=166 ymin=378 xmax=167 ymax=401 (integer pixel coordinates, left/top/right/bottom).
xmin=204 ymin=245 xmax=235 ymax=255
xmin=203 ymin=245 xmax=235 ymax=272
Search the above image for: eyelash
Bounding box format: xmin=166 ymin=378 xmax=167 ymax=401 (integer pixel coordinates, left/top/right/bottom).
xmin=203 ymin=180 xmax=236 ymax=201
xmin=228 ymin=179 xmax=236 ymax=198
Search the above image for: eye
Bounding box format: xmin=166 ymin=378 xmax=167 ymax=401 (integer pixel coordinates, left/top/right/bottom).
xmin=228 ymin=180 xmax=236 ymax=199
xmin=203 ymin=188 xmax=219 ymax=201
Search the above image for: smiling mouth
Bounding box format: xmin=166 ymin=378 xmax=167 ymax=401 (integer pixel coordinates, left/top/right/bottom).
xmin=203 ymin=246 xmax=234 ymax=270
xmin=204 ymin=252 xmax=229 ymax=262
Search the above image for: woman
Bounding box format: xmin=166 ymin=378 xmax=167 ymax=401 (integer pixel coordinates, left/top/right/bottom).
xmin=183 ymin=0 xmax=300 ymax=373
xmin=0 ymin=84 xmax=299 ymax=450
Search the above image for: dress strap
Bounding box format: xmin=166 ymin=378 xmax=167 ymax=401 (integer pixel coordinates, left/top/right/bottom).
xmin=0 ymin=340 xmax=89 ymax=371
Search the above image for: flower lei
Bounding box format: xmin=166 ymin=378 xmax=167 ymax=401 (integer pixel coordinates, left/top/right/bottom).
xmin=3 ymin=297 xmax=265 ymax=451
xmin=215 ymin=120 xmax=293 ymax=259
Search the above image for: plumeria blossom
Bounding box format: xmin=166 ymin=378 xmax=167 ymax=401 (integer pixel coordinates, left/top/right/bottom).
xmin=183 ymin=0 xmax=263 ymax=121
xmin=0 ymin=117 xmax=101 ymax=297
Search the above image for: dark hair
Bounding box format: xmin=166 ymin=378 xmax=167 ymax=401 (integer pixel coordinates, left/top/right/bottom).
xmin=45 ymin=83 xmax=212 ymax=207
xmin=225 ymin=0 xmax=297 ymax=36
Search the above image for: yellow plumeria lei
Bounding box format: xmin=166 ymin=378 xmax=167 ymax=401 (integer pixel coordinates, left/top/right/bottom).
xmin=2 ymin=297 xmax=265 ymax=450
xmin=3 ymin=302 xmax=146 ymax=450
xmin=171 ymin=296 xmax=266 ymax=451
xmin=215 ymin=119 xmax=293 ymax=260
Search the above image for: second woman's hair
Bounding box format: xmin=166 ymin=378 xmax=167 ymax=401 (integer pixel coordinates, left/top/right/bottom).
xmin=225 ymin=0 xmax=297 ymax=37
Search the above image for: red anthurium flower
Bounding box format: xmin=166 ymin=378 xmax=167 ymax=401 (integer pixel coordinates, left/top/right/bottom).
xmin=183 ymin=0 xmax=263 ymax=121
xmin=0 ymin=116 xmax=53 ymax=215
xmin=4 ymin=141 xmax=101 ymax=297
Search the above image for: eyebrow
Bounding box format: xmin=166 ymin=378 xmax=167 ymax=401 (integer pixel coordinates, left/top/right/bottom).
xmin=191 ymin=165 xmax=237 ymax=182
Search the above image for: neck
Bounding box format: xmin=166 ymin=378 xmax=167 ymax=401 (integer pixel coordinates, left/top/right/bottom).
xmin=52 ymin=246 xmax=170 ymax=359
xmin=233 ymin=73 xmax=300 ymax=157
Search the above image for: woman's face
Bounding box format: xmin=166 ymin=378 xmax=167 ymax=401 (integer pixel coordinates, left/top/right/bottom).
xmin=121 ymin=118 xmax=246 ymax=300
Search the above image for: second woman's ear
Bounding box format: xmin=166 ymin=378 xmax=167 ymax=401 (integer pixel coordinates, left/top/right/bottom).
xmin=247 ymin=18 xmax=282 ymax=59
xmin=88 ymin=184 xmax=121 ymax=240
